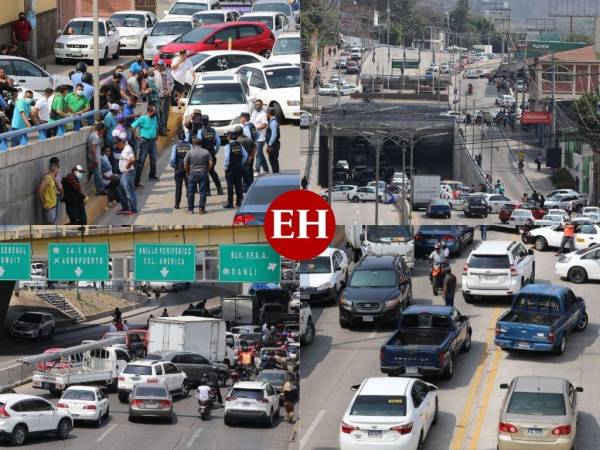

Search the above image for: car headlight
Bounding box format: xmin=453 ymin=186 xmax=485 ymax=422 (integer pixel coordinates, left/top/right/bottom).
xmin=55 ymin=43 xmax=65 ymax=49
xmin=557 ymin=256 xmax=570 ymax=264
xmin=317 ymin=282 xmax=330 ymax=291
xmin=287 ymin=100 xmax=300 ymax=106
xmin=229 ymin=116 xmax=241 ymax=125
xmin=384 ymin=298 xmax=400 ymax=310
xmin=340 ymin=296 xmax=352 ymax=310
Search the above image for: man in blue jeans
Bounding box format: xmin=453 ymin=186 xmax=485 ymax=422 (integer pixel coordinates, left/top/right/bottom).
xmin=184 ymin=137 xmax=213 ymax=215
xmin=115 ymin=133 xmax=137 ymax=216
xmin=131 ymin=104 xmax=159 ymax=188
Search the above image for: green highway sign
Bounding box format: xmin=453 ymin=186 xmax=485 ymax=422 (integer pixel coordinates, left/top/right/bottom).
xmin=134 ymin=244 xmax=196 ymax=282
xmin=392 ymin=59 xmax=420 ymax=69
xmin=48 ymin=243 xmax=109 ymax=281
xmin=0 ymin=243 xmax=31 ymax=280
xmin=219 ymin=244 xmax=281 ymax=283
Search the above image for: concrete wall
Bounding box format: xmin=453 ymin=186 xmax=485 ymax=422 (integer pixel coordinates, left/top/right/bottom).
xmin=0 ymin=126 xmax=94 ymax=224
xmin=453 ymin=127 xmax=489 ymax=190
xmin=0 ymin=9 xmax=58 ymax=59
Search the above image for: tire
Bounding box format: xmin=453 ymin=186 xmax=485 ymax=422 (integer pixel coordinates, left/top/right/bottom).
xmin=272 ymin=102 xmax=284 ymax=123
xmin=113 ymin=43 xmax=120 ymax=59
xmin=265 ymin=409 xmax=274 ymax=427
xmin=100 ymin=47 xmax=109 ymax=65
xmin=462 ymin=331 xmax=472 ymax=353
xmin=301 ymin=319 xmax=315 ymax=346
xmin=339 ymin=317 xmax=350 ymax=329
xmin=104 ymin=406 xmax=110 ymax=419
xmin=95 ymin=411 xmax=103 ymax=428
xmin=54 ymin=57 xmax=64 ymax=64
xmin=180 ymin=381 xmax=190 ymax=398
xmin=56 ymin=418 xmax=71 ymax=440
xmin=10 ymin=425 xmax=27 ymax=446
xmin=351 ymin=196 xmax=359 ymax=203
xmin=417 ymin=431 xmax=425 ymax=450
xmin=432 ymin=398 xmax=439 ymax=425
xmin=530 ymin=264 xmax=535 ymax=284
xmin=534 ymin=236 xmax=548 ymax=251
xmin=224 ymin=415 xmax=232 ymax=426
xmin=568 ymin=267 xmax=588 ymax=284
xmin=442 ymin=357 xmax=454 ymax=379
xmin=575 ymin=311 xmax=588 ymax=332
xmin=118 ymin=392 xmax=129 ymax=403
xmin=554 ymin=335 xmax=566 ymax=355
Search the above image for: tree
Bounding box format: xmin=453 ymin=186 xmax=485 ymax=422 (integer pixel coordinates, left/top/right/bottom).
xmin=573 ymin=90 xmax=600 ymax=136
xmin=449 ymin=0 xmax=470 ymax=34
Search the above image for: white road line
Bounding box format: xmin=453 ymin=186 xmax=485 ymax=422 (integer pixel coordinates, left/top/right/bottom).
xmin=186 ymin=428 xmax=203 ymax=447
xmin=368 ymin=329 xmax=378 ymax=339
xmin=299 ymin=409 xmax=326 ymax=450
xmin=96 ymin=424 xmax=117 ymax=443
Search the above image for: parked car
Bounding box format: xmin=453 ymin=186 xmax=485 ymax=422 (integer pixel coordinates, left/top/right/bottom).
xmin=544 ymin=194 xmax=584 ymax=212
xmin=128 ymin=382 xmax=173 ymax=423
xmin=555 ymin=243 xmax=600 ymax=283
xmin=269 ymin=31 xmax=300 ymax=65
xmin=318 ymin=82 xmax=336 ymax=95
xmin=298 ymin=248 xmax=349 ymax=303
xmin=548 ymin=189 xmax=587 ymax=207
xmin=0 ymin=394 xmax=72 ymax=445
xmin=320 ymin=184 xmax=357 ymax=202
xmin=192 ymin=10 xmax=239 ymax=25
xmin=165 ymin=0 xmax=220 ymax=16
xmin=238 ymin=12 xmax=290 ymax=39
xmin=494 ymin=284 xmax=588 ymax=354
xmin=224 ymin=381 xmax=280 ymax=426
xmin=251 ymin=0 xmax=298 ymax=29
xmin=535 ymin=214 xmax=567 ymax=227
xmin=347 ymin=186 xmax=384 ymax=203
xmin=498 ymin=376 xmax=582 ymax=450
xmin=333 ymin=84 xmax=357 ymax=96
xmin=380 ymin=306 xmax=471 ymax=379
xmin=495 ymin=94 xmax=515 ymax=106
xmin=339 ymin=254 xmax=412 ymax=328
xmin=143 ymin=16 xmax=200 ymax=62
xmin=54 ymin=17 xmax=121 ymax=64
xmin=426 ymin=199 xmax=452 ymax=218
xmin=57 ymin=386 xmax=110 ymax=427
xmin=118 ymin=360 xmax=190 ymax=403
xmin=462 ymin=241 xmax=535 ymax=303
xmin=414 ymin=225 xmax=474 ymax=256
xmin=581 ymin=206 xmax=600 ymax=216
xmin=109 ymin=10 xmax=157 ymax=52
xmin=147 ymin=350 xmax=229 ymax=387
xmin=530 ymin=224 xmax=600 ymax=251
xmin=339 ymin=377 xmax=438 ymax=450
xmin=185 ymin=50 xmax=266 ymax=83
xmin=0 ymin=56 xmax=69 ymax=92
xmin=9 ymin=312 xmax=55 ymax=339
xmin=499 ymin=203 xmax=544 ymax=223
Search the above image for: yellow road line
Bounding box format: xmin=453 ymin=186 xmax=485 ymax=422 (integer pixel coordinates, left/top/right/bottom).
xmin=449 ymin=307 xmax=501 ymax=450
xmin=467 ymin=348 xmax=503 ymax=450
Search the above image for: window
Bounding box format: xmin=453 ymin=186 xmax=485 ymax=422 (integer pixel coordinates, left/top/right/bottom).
xmin=411 ymin=388 xmax=423 ymax=408
xmin=580 ymin=224 xmax=596 ymax=234
xmin=30 ymin=399 xmax=53 ymax=411
xmin=200 ymin=56 xmax=229 ymax=71
xmin=299 ymin=256 xmax=331 ymax=274
xmin=266 ymin=385 xmax=275 ymax=396
xmin=189 ymin=82 xmax=246 ymax=105
xmin=239 ymin=25 xmax=260 ymax=38
xmin=248 ymin=69 xmax=267 ymax=89
xmin=123 ymin=365 xmax=153 ymax=376
xmin=507 ymin=392 xmax=566 ymax=415
xmin=229 ymin=54 xmax=260 ymax=67
xmin=129 ymin=333 xmax=141 ymax=342
xmin=154 ymin=364 xmax=163 ymax=375
xmin=151 ymin=21 xmax=193 ymax=37
xmin=12 ymin=60 xmax=45 ymax=78
xmin=565 ymin=290 xmax=577 ymax=311
xmin=110 ymin=14 xmax=145 ymax=28
xmin=64 ymin=20 xmax=106 ymax=36
xmin=62 ymin=390 xmax=96 ymax=401
xmin=0 ymin=60 xmax=14 ymax=75
xmin=350 ymin=269 xmax=396 ymax=288
xmin=350 ymin=395 xmax=407 ymax=416
xmin=568 ymin=383 xmax=575 ymax=408
xmin=116 ymin=350 xmax=130 ymax=362
xmin=190 ymin=354 xmax=210 ymax=365
xmin=413 ymin=381 xmax=429 ymax=400
xmin=164 ymin=363 xmax=179 ymax=374
xmin=214 ymin=27 xmax=238 ymax=42
xmin=468 ymin=254 xmax=510 ymax=269
xmin=173 ymin=354 xmax=191 ymax=364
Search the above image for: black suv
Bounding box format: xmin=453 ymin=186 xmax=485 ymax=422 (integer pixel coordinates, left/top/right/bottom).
xmin=464 ymin=196 xmax=488 ymax=218
xmin=339 ymin=255 xmax=412 ymax=328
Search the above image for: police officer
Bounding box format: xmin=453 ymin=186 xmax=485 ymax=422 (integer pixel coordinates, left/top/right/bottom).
xmin=184 ymin=108 xmax=203 ymax=141
xmin=265 ymin=107 xmax=280 ymax=173
xmin=223 ymin=129 xmax=248 ymax=208
xmin=198 ymin=115 xmax=224 ymax=196
xmin=169 ymin=131 xmax=192 ymax=209
xmin=235 ymin=125 xmax=256 ymax=191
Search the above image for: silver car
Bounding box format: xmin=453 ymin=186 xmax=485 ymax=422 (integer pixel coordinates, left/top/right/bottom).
xmin=128 ymin=383 xmax=173 ymax=423
xmin=9 ymin=312 xmax=55 ymax=339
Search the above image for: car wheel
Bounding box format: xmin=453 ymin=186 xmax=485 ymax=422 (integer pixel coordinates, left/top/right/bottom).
xmin=554 ymin=335 xmax=566 ymax=355
xmin=224 ymin=414 xmax=233 ymax=426
xmin=118 ymin=392 xmax=129 ymax=403
xmin=442 ymin=358 xmax=454 ymax=379
xmin=272 ymin=102 xmax=284 ymax=123
xmin=534 ymin=236 xmax=548 ymax=251
xmin=462 ymin=331 xmax=472 ymax=353
xmin=10 ymin=424 xmax=27 ymax=446
xmin=463 ymin=293 xmax=473 ymax=303
xmin=104 ymin=406 xmax=110 ymax=419
xmin=100 ymin=47 xmax=109 ymax=65
xmin=575 ymin=311 xmax=589 ymax=332
xmin=339 ymin=317 xmax=350 ymax=329
xmin=54 ymin=57 xmax=64 ymax=64
xmin=568 ymin=267 xmax=587 ymax=284
xmin=95 ymin=411 xmax=103 ymax=428
xmin=113 ymin=43 xmax=120 ymax=59
xmin=432 ymin=398 xmax=439 ymax=425
xmin=351 ymin=196 xmax=359 ymax=203
xmin=265 ymin=409 xmax=274 ymax=427
xmin=301 ymin=319 xmax=315 ymax=346
xmin=180 ymin=381 xmax=190 ymax=398
xmin=56 ymin=418 xmax=71 ymax=440
xmin=417 ymin=431 xmax=425 ymax=450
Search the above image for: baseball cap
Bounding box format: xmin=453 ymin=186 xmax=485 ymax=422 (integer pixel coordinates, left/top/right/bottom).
xmin=110 ymin=103 xmax=120 ymax=111
xmin=74 ymin=164 xmax=86 ymax=173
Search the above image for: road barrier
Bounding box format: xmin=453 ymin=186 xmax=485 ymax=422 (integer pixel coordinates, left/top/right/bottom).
xmin=0 ymin=363 xmax=33 ymax=388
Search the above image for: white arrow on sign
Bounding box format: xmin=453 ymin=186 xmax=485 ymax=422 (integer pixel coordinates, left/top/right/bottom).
xmin=74 ymin=267 xmax=83 ymax=278
xmin=0 ymin=266 xmax=5 ymax=277
xmin=160 ymin=267 xmax=169 ymax=278
xmin=267 ymin=263 xmax=277 ymax=271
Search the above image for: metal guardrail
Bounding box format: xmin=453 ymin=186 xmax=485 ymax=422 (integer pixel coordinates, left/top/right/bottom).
xmin=0 ymin=109 xmax=106 ymax=152
xmin=455 ymin=122 xmax=493 ymax=191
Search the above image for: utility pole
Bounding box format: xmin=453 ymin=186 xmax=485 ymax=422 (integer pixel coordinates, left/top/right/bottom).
xmin=401 ymin=142 xmax=407 ymax=224
xmin=328 ymin=123 xmax=334 ymax=205
xmin=25 ymin=0 xmax=37 ymax=62
xmin=386 ymin=0 xmax=390 ymax=47
xmin=375 ymin=136 xmax=381 ymax=225
xmin=409 ymin=137 xmax=415 ymax=214
xmin=92 ymin=0 xmax=100 ymax=117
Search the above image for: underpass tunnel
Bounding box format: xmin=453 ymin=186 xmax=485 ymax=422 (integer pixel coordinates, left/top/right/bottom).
xmin=0 ymin=281 xmax=16 ymax=327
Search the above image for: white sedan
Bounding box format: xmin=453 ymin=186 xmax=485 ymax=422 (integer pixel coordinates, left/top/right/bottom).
xmin=555 ymin=244 xmax=600 ymax=283
xmin=582 ymin=206 xmax=600 ymax=216
xmin=347 ymin=186 xmax=384 ymax=203
xmin=110 ymin=10 xmax=157 ymax=52
xmin=0 ymin=56 xmax=69 ymax=92
xmin=54 ymin=17 xmax=120 ymax=65
xmin=340 ymin=377 xmax=438 ymax=450
xmin=534 ymin=214 xmax=567 ymax=227
xmin=57 ymin=386 xmax=109 ymax=427
xmin=531 ymin=224 xmax=600 ymax=251
xmin=318 ymin=83 xmax=336 ymax=95
xmin=332 ymin=84 xmax=358 ymax=96
xmin=320 ymin=185 xmax=357 ymax=202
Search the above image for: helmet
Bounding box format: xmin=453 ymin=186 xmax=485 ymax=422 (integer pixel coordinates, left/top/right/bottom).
xmin=441 ymin=242 xmax=447 ymax=248
xmin=76 ymin=62 xmax=88 ymax=73
xmin=178 ymin=131 xmax=186 ymax=141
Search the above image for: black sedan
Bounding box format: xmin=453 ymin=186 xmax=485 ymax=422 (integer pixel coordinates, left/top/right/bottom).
xmin=426 ymin=199 xmax=452 ymax=218
xmin=464 ymin=196 xmax=488 ymax=218
xmin=414 ymin=225 xmax=475 ymax=256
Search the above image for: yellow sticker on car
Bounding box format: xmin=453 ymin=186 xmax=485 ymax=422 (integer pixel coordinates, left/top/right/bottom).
xmin=576 ymin=238 xmax=585 ymax=243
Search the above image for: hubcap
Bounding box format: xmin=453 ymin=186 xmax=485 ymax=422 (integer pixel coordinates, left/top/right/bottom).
xmin=15 ymin=429 xmax=24 ymax=443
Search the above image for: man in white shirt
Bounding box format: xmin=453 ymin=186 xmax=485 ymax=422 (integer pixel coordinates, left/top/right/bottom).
xmin=250 ymin=99 xmax=269 ymax=175
xmin=170 ymin=49 xmax=194 ymax=103
xmin=197 ymin=384 xmax=210 ymax=402
xmin=32 ymin=87 xmax=53 ymax=135
xmin=116 ymin=132 xmax=138 ymax=216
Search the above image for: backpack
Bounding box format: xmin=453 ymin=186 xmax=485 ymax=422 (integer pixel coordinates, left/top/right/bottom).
xmin=246 ymin=122 xmax=258 ymax=141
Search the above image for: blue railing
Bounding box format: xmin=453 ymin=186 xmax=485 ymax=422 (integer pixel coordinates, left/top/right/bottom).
xmin=0 ymin=109 xmax=107 ymax=151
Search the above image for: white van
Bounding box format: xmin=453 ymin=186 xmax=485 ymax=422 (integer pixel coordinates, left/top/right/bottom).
xmin=350 ymin=47 xmax=361 ymax=60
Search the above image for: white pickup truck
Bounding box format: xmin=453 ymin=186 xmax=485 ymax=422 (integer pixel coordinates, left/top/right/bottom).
xmin=345 ymin=224 xmax=415 ymax=268
xmin=32 ymin=346 xmax=131 ymax=394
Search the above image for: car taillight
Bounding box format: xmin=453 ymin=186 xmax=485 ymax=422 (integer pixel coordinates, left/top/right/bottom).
xmin=390 ymin=422 xmax=413 ymax=435
xmin=499 ymin=422 xmax=518 ymax=433
xmin=147 ymin=378 xmax=159 ymax=383
xmin=552 ymin=425 xmax=571 ymax=435
xmin=495 ymin=325 xmax=500 ymax=337
xmin=438 ymin=351 xmax=446 ymax=366
xmin=234 ymin=214 xmax=255 ymax=225
xmin=548 ymin=330 xmax=555 ymax=342
xmin=442 ymin=234 xmax=455 ymax=241
xmin=0 ymin=406 xmax=9 ymax=417
xmin=159 ymin=400 xmax=172 ymax=407
xmin=509 ymin=264 xmax=518 ymax=276
xmin=118 ymin=376 xmax=125 ymax=381
xmin=225 ymin=396 xmax=237 ymax=401
xmin=56 ymin=402 xmax=68 ymax=408
xmin=463 ymin=263 xmax=468 ymax=275
xmin=341 ymin=422 xmax=358 ymax=434
xmin=131 ymin=400 xmax=143 ymax=406
xmin=83 ymin=405 xmax=97 ymax=410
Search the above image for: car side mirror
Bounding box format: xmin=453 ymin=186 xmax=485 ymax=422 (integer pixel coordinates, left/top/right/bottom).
xmin=576 ymin=386 xmax=584 ymax=392
xmin=459 ymin=315 xmax=468 ymax=322
xmin=499 ymin=383 xmax=508 ymax=389
xmin=351 ymin=384 xmax=360 ymax=391
xmin=576 ymin=296 xmax=583 ymax=303
xmin=428 ymin=385 xmax=437 ymax=391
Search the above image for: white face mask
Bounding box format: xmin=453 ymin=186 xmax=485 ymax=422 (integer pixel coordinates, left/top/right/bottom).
xmin=76 ymin=172 xmax=84 ymax=180
xmin=76 ymin=90 xmax=83 ymax=95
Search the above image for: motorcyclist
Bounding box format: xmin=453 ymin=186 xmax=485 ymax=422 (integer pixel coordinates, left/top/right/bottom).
xmin=238 ymin=344 xmax=254 ymax=376
xmin=429 ymin=243 xmax=449 ymax=296
xmin=206 ymin=370 xmax=223 ymax=405
xmin=196 ymin=378 xmax=212 ymax=416
xmin=113 ymin=307 xmax=122 ymax=322
xmin=429 ymin=243 xmax=448 ymax=266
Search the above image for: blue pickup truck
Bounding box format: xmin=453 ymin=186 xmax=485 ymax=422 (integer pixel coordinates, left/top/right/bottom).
xmin=494 ymin=284 xmax=588 ymax=355
xmin=380 ymin=305 xmax=472 ymax=379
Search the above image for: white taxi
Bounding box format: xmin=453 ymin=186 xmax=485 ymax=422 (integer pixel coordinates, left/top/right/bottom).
xmin=57 ymin=386 xmax=109 ymax=427
xmin=531 ymin=224 xmax=600 ymax=251
xmin=555 ymin=244 xmax=600 ymax=283
xmin=54 ymin=17 xmax=120 ymax=65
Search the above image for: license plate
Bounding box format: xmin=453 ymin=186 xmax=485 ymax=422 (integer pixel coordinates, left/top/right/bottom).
xmin=71 ymin=413 xmax=79 ymax=417
xmin=70 ymin=51 xmax=81 ymax=56
xmin=42 ymin=382 xmax=51 ymax=389
xmin=144 ymin=403 xmax=159 ymax=409
xmin=405 ymin=367 xmax=419 ymax=375
xmin=362 ymin=316 xmax=374 ymax=322
xmin=481 ymin=275 xmax=495 ymax=281
xmin=528 ymin=428 xmax=543 ymax=435
xmin=517 ymin=341 xmax=530 ymax=348
xmin=368 ymin=430 xmax=382 ymax=438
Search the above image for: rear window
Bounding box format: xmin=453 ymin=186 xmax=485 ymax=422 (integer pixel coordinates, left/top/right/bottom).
xmin=514 ymin=295 xmax=561 ymax=313
xmin=350 ymin=395 xmax=407 ymax=417
xmin=469 ymin=254 xmax=510 ymax=269
xmin=62 ymin=390 xmax=95 ymax=401
xmin=257 ymin=372 xmax=286 ymax=384
xmin=507 ymin=392 xmax=566 ymax=416
xmin=230 ymin=388 xmax=264 ymax=400
xmin=135 ymin=386 xmax=168 ymax=397
xmin=400 ymin=314 xmax=450 ymax=328
xmin=244 ymin=184 xmax=297 ymax=205
xmin=123 ymin=365 xmax=153 ymax=375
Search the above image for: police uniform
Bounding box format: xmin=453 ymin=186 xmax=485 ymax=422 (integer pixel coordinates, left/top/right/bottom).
xmin=266 ymin=117 xmax=281 ymax=173
xmin=224 ymin=138 xmax=248 ymax=207
xmin=198 ymin=125 xmax=223 ymax=196
xmin=170 ymin=138 xmax=192 ymax=208
xmin=237 ymin=126 xmax=256 ymax=191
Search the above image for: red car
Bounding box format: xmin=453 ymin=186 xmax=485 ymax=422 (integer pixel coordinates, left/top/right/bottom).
xmin=499 ymin=202 xmax=545 ymax=223
xmin=154 ymin=21 xmax=275 ymax=65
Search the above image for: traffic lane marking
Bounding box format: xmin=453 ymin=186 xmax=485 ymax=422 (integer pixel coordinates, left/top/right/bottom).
xmin=299 ymin=409 xmax=326 ymax=450
xmin=96 ymin=423 xmax=117 ymax=443
xmin=186 ymin=427 xmax=202 ymax=447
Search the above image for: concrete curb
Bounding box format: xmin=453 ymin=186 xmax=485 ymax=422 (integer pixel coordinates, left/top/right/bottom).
xmin=55 ymin=304 xmax=162 ymax=335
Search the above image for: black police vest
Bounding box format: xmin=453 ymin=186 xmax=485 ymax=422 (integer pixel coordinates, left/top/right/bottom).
xmin=228 ymin=140 xmax=243 ymax=170
xmin=174 ymin=141 xmax=192 ymax=170
xmin=246 ymin=122 xmax=258 ymax=141
xmin=265 ymin=119 xmax=280 ymax=145
xmin=201 ymin=127 xmax=217 ymax=152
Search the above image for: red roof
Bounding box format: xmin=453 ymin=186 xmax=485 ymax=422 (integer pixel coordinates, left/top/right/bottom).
xmin=539 ymin=45 xmax=600 ymax=63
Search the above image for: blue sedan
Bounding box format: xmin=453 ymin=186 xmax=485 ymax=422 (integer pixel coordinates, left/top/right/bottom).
xmin=414 ymin=225 xmax=475 ymax=256
xmin=426 ymin=199 xmax=452 ymax=218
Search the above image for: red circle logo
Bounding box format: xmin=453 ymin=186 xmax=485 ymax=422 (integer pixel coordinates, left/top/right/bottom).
xmin=264 ymin=190 xmax=336 ymax=260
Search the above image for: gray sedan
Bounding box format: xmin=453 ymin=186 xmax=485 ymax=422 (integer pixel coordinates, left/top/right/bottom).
xmin=128 ymin=383 xmax=173 ymax=423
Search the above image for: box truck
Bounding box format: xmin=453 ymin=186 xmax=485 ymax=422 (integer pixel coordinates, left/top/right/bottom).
xmin=344 ymin=225 xmax=415 ymax=268
xmin=411 ymin=175 xmax=441 ymax=210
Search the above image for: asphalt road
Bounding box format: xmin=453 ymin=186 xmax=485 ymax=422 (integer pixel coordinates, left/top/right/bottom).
xmin=330 ymin=200 xmax=401 ymax=225
xmin=299 ymin=228 xmax=600 ymax=450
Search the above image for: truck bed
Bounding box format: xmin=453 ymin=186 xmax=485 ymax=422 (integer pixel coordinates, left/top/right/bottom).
xmin=386 ymin=329 xmax=450 ymax=347
xmin=500 ymin=311 xmax=560 ymax=327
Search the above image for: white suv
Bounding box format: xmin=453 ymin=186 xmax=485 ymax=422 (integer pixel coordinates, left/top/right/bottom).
xmin=0 ymin=394 xmax=72 ymax=446
xmin=117 ymin=361 xmax=189 ymax=403
xmin=462 ymin=241 xmax=535 ymax=303
xmin=298 ymin=248 xmax=349 ymax=303
xmin=224 ymin=381 xmax=280 ymax=427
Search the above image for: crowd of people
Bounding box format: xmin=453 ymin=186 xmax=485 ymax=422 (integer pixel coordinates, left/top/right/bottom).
xmin=32 ymin=57 xmax=283 ymax=224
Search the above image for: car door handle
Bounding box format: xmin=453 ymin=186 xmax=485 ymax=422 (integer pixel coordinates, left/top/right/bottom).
xmin=18 ymin=80 xmax=26 ymax=83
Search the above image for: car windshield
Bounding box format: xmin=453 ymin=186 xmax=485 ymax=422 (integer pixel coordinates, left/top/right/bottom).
xmin=253 ymin=3 xmax=291 ymax=14
xmin=576 ymin=244 xmax=600 ymax=255
xmin=151 ymin=21 xmax=192 ymax=36
xmin=176 ymin=27 xmax=214 ymax=43
xmin=350 ymin=269 xmax=395 ymax=287
xmin=62 ymin=390 xmax=95 ymax=401
xmin=230 ymin=388 xmax=264 ymax=400
xmin=512 ymin=210 xmax=531 ymax=216
xmin=170 ymin=2 xmax=208 ymax=15
xmin=257 ymin=372 xmax=286 ymax=384
xmin=244 ymin=184 xmax=297 ymax=205
xmin=189 ymin=83 xmax=245 ymax=105
xmin=110 ymin=14 xmax=145 ymax=27
xmin=103 ymin=332 xmax=125 ymax=339
xmin=123 ymin=365 xmax=153 ymax=375
xmin=272 ymin=37 xmax=300 ymax=55
xmin=366 ymin=226 xmax=412 ymax=243
xmin=400 ymin=314 xmax=451 ymax=328
xmin=135 ymin=386 xmax=168 ymax=397
xmin=350 ymin=395 xmax=407 ymax=417
xmin=64 ymin=21 xmax=106 ymax=36
xmin=299 ymin=256 xmax=331 ymax=274
xmin=239 ymin=16 xmax=273 ymax=28
xmin=469 ymin=255 xmax=510 ymax=269
xmin=18 ymin=313 xmax=43 ymax=322
xmin=544 ymin=215 xmax=562 ymax=222
xmin=507 ymin=392 xmax=566 ymax=416
xmin=265 ymin=67 xmax=300 ymax=89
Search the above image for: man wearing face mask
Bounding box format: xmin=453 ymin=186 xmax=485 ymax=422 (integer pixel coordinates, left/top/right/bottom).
xmin=9 ymin=89 xmax=33 ymax=146
xmin=250 ymin=99 xmax=269 ymax=175
xmin=62 ymin=165 xmax=88 ymax=225
xmin=66 ymin=83 xmax=90 ymax=129
xmin=129 ymin=54 xmax=148 ymax=75
xmin=11 ymin=12 xmax=32 ymax=58
xmin=132 ymin=105 xmax=159 ymax=187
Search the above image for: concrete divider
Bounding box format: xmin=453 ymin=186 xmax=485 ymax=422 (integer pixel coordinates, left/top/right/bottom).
xmin=0 ymin=363 xmax=33 ymax=388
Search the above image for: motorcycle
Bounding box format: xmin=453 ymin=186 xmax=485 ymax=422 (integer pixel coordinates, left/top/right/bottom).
xmin=198 ymin=399 xmax=211 ymax=420
xmin=430 ymin=261 xmax=449 ymax=296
